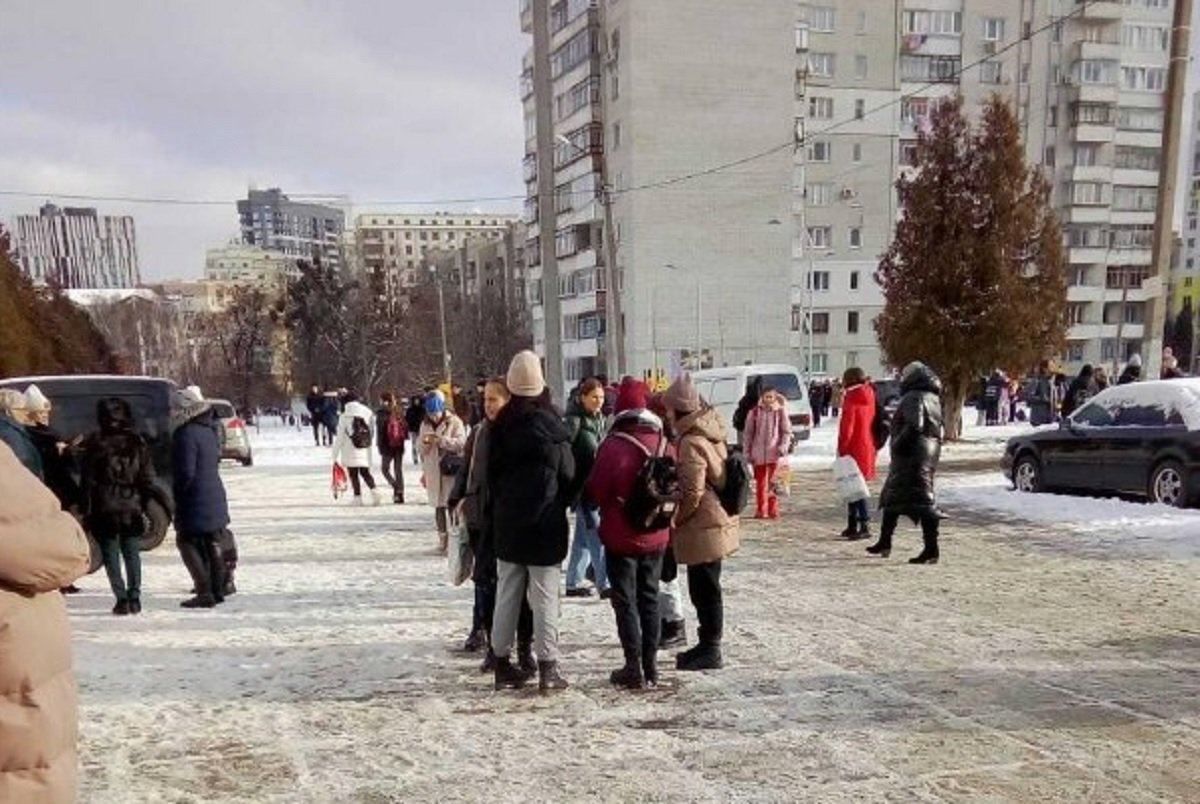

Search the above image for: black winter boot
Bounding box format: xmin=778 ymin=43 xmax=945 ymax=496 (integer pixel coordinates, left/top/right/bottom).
xmin=659 ymin=619 xmax=687 ymax=649
xmin=538 ymin=660 xmax=569 ymax=693
xmin=855 ymin=520 xmax=872 ymax=540
xmin=517 ymin=642 xmax=538 ymax=679
xmin=463 ymin=629 xmax=487 ymax=653
xmin=480 ymin=648 xmax=498 ymax=674
xmin=909 ymin=520 xmax=940 ymax=564
xmin=866 ymin=537 xmax=891 ymax=558
xmin=112 ymin=599 xmax=130 ymax=616
xmin=610 ymin=649 xmax=644 ymax=690
xmin=128 ymin=597 xmax=142 ymax=615
xmin=676 ymin=643 xmax=723 ymax=671
xmin=181 ymin=595 xmax=217 ymax=609
xmin=642 ymin=652 xmax=659 ymax=688
xmin=839 ymin=513 xmax=857 ymax=539
xmin=494 ymin=656 xmax=529 ymax=690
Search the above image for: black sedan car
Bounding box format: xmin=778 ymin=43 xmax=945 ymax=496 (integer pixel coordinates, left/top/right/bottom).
xmin=1002 ymin=380 xmax=1200 ymax=508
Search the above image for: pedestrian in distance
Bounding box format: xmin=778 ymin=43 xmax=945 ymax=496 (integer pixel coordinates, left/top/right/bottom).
xmin=171 ymin=388 xmax=231 ymax=609
xmin=586 ymin=378 xmax=673 ymax=689
xmin=1060 ymin=364 xmax=1094 ymax=420
xmin=419 ymin=390 xmax=467 ymax=555
xmin=489 ymin=351 xmax=576 ymax=693
xmin=81 ymin=398 xmax=157 ymax=615
xmin=22 ymin=384 xmax=80 ymax=511
xmin=0 ymin=441 xmax=90 ymax=804
xmin=306 ymin=384 xmax=324 ymax=446
xmin=1027 ymin=360 xmax=1057 ymax=426
xmin=648 ymin=389 xmax=688 ymax=651
xmin=1161 ymin=353 xmax=1186 ymax=380
xmin=731 ymin=376 xmax=762 ymax=447
xmin=320 ymin=391 xmax=340 ymax=446
xmin=375 ymin=391 xmax=407 ymax=504
xmin=564 ymin=377 xmax=610 ymax=598
xmin=1092 ymin=365 xmax=1110 ymax=394
xmin=743 ymin=386 xmax=791 ymax=520
xmin=809 ymin=381 xmax=823 ymax=428
xmin=333 ymin=391 xmax=383 ymax=506
xmin=405 ymin=394 xmax=426 ymax=466
xmin=0 ymin=388 xmax=42 ymax=478
xmin=867 ymin=362 xmax=945 ymax=565
xmin=663 ymin=373 xmax=740 ymax=672
xmin=836 ymin=367 xmax=877 ymax=540
xmin=830 ymin=381 xmax=844 ymax=418
xmin=1117 ymin=354 xmax=1142 ymax=385
xmin=448 ymin=378 xmax=536 ymax=673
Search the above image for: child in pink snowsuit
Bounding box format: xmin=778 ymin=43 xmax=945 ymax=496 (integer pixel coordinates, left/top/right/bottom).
xmin=743 ymin=388 xmax=792 ymax=519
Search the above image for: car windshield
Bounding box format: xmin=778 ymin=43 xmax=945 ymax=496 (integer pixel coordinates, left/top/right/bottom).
xmin=757 ymin=373 xmax=802 ymax=401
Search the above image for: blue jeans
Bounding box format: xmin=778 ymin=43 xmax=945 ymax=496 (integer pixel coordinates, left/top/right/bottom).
xmin=565 ymin=507 xmax=608 ymax=591
xmin=849 ymin=498 xmax=869 ymax=526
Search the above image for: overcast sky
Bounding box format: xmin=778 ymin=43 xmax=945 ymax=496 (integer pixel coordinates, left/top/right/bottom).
xmin=1 ymin=2 xmax=1199 ymax=282
xmin=0 ymin=0 xmax=527 ymax=281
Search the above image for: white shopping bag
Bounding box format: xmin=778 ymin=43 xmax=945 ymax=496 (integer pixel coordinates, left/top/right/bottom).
xmin=832 ymin=456 xmax=870 ymax=504
xmin=446 ymin=523 xmax=473 ymax=586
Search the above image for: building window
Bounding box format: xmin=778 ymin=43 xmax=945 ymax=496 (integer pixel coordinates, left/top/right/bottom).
xmin=808 ymin=353 xmax=829 ymax=374
xmin=807 ymin=227 xmax=832 ymax=250
xmin=611 ymin=72 xmax=619 ymax=100
xmin=1121 ymin=23 xmax=1169 ymax=51
xmin=1112 ymin=186 xmax=1158 ymax=211
xmin=856 ymin=10 xmax=867 ymax=34
xmin=807 ymin=269 xmax=831 ymax=290
xmin=1115 ymin=146 xmax=1161 ymax=171
xmin=1075 ymin=144 xmax=1099 ymax=166
xmin=850 ymin=271 xmax=860 ymax=290
xmin=847 ymin=310 xmax=859 ymax=334
xmin=1071 ymin=182 xmax=1106 ymax=206
xmin=1079 ymin=60 xmax=1114 ymax=85
xmin=810 ymin=312 xmax=830 ymax=334
xmin=806 ymin=5 xmax=836 ymax=32
xmin=808 ymin=53 xmax=835 ymax=77
xmin=852 ymin=143 xmax=862 ymax=162
xmin=855 ymin=55 xmax=868 ymax=80
xmin=854 ymin=99 xmax=865 ymax=119
xmin=1121 ymin=66 xmax=1167 ymax=92
xmin=900 ymin=141 xmax=919 ymax=166
xmin=1045 ymin=146 xmax=1056 ymax=167
xmin=612 ymin=122 xmax=622 ymax=150
xmin=808 ymin=141 xmax=831 ymax=162
xmin=1066 ymin=342 xmax=1085 ymax=362
xmin=809 ymin=96 xmax=834 ymax=119
xmin=902 ymin=10 xmax=962 ymax=35
xmin=982 ymin=17 xmax=1006 ymax=42
xmin=980 ymin=60 xmax=1003 ymax=84
xmin=791 ymin=304 xmax=803 ymax=331
xmin=1118 ymin=107 xmax=1164 ymax=131
xmin=849 ymin=227 xmax=862 ymax=249
xmin=808 ymin=183 xmax=833 ymax=206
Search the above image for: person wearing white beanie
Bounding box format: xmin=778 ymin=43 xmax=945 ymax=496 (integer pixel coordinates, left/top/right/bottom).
xmin=488 ymin=351 xmax=576 ymax=693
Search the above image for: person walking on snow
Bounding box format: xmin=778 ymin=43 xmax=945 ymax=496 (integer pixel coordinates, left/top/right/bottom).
xmin=743 ymin=386 xmax=791 ymax=520
xmin=1118 ymin=354 xmax=1142 ymax=385
xmin=333 ymin=391 xmax=383 ymax=506
xmin=306 ymin=385 xmax=324 ymax=446
xmin=1060 ymin=364 xmax=1094 ymax=419
xmin=81 ymin=398 xmax=157 ymax=615
xmin=663 ymin=374 xmax=740 ymax=671
xmin=489 ymin=351 xmax=576 ymax=693
xmin=172 ymin=388 xmax=231 ymax=609
xmin=405 ymin=394 xmax=426 ymax=466
xmin=836 ymin=368 xmax=877 ymax=539
xmin=564 ymin=377 xmax=610 ymax=598
xmin=419 ymin=391 xmax=467 ymax=555
xmin=1028 ymin=360 xmax=1057 ymax=425
xmin=867 ymin=362 xmax=944 ymax=565
xmin=586 ymin=378 xmax=673 ymax=689
xmin=376 ymin=392 xmax=406 ymax=504
xmin=0 ymin=441 xmax=90 ymax=804
xmin=731 ymin=376 xmax=762 ymax=447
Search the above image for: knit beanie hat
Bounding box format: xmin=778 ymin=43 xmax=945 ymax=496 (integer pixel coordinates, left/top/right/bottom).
xmin=614 ymin=377 xmax=649 ymax=414
xmin=507 ymin=350 xmax=546 ymax=398
xmin=663 ymin=373 xmax=701 ymax=414
xmin=23 ymin=384 xmax=51 ymax=412
xmin=424 ymin=390 xmax=446 ymax=415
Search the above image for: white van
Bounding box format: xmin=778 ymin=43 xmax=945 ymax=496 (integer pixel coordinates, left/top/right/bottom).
xmin=691 ymin=364 xmax=812 ymax=447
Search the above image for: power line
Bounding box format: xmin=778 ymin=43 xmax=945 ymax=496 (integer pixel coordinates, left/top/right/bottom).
xmin=0 ymin=1 xmax=1095 ymax=209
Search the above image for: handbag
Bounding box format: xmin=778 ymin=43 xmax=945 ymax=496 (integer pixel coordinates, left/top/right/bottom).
xmin=832 ymin=456 xmax=869 ymax=503
xmin=439 ymin=452 xmax=464 ymax=477
xmin=446 ymin=522 xmax=474 ymax=586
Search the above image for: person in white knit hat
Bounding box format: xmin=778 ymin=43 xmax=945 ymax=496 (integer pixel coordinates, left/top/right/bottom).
xmin=487 ymin=350 xmax=577 ymax=693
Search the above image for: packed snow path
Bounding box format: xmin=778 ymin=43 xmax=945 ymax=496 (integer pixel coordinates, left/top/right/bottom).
xmin=71 ymin=426 xmax=1200 ymax=802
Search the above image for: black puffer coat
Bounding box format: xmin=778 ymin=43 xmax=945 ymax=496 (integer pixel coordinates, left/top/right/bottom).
xmin=172 ymin=408 xmax=230 ymax=536
xmin=879 ymin=363 xmax=944 ymax=517
xmin=81 ymin=398 xmax=156 ymax=530
xmin=487 ymin=399 xmax=575 ymax=567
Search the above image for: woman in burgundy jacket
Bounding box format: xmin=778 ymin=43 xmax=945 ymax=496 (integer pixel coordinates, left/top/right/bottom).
xmin=585 ymin=378 xmax=674 ymax=689
xmin=836 ymin=367 xmax=878 ymax=539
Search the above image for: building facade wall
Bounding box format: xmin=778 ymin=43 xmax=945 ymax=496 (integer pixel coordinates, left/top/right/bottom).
xmin=11 ymin=204 xmax=141 ymax=289
xmin=237 ymin=188 xmax=345 ymax=271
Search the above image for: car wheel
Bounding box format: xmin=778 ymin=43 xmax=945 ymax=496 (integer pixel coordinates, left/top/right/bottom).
xmin=1149 ymin=461 xmax=1190 ymax=508
xmin=86 ymin=532 xmax=104 ymax=575
xmin=140 ymin=497 xmax=171 ymax=551
xmin=1012 ymin=454 xmax=1043 ymax=493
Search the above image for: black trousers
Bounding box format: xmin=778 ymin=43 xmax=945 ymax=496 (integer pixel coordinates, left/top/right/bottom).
xmin=348 ymin=467 xmax=376 ymax=496
xmin=177 ymin=530 xmax=227 ymax=602
xmin=310 ymin=419 xmax=322 ymax=445
xmin=687 ymin=560 xmax=723 ymax=646
xmin=879 ymin=511 xmax=940 ymax=552
xmin=608 ymin=551 xmax=665 ymax=660
xmin=379 ymin=451 xmax=404 ymax=499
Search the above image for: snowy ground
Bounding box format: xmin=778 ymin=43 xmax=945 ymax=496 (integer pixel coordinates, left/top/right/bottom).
xmin=70 ymin=425 xmax=1200 ymax=802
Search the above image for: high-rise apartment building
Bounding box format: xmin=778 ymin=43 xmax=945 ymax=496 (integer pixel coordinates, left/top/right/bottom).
xmin=795 ymin=0 xmax=1176 ymax=376
xmin=10 ymin=203 xmax=140 ymax=289
xmin=521 ymin=0 xmax=795 ymax=393
xmin=1176 ymin=93 xmax=1200 ymax=296
xmin=353 ymin=212 xmax=518 ymax=291
xmin=237 ymin=188 xmax=345 ymax=270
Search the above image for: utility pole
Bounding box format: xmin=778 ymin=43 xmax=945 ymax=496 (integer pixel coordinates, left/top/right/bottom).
xmin=1145 ymin=0 xmax=1192 ymax=379
xmin=532 ymin=0 xmax=564 ymax=396
xmin=435 ymin=269 xmax=451 ymax=386
xmin=595 ymin=0 xmax=625 ymax=379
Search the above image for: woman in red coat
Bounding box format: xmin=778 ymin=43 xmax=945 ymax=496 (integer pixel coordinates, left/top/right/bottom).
xmin=836 ymin=367 xmax=878 ymax=539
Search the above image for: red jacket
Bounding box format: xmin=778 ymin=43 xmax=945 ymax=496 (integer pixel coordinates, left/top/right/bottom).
xmin=837 ymin=383 xmax=878 ymax=481
xmin=585 ymin=414 xmax=673 ymax=557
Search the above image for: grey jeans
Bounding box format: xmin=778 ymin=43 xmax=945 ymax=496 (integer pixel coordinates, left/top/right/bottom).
xmin=493 ymin=560 xmax=560 ymax=663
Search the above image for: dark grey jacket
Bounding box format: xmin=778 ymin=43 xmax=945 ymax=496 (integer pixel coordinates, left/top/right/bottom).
xmin=879 ymin=364 xmax=944 ymax=517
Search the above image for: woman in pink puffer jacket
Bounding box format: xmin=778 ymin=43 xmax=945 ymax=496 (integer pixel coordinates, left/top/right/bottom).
xmin=743 ymin=388 xmax=792 ymax=519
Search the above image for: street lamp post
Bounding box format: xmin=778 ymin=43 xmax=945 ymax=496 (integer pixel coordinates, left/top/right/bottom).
xmin=430 ymin=264 xmax=452 ymax=386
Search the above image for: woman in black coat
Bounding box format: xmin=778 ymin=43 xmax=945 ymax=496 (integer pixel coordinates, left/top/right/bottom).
xmin=487 ymin=351 xmax=575 ymax=693
xmin=867 ymin=362 xmax=944 ymax=565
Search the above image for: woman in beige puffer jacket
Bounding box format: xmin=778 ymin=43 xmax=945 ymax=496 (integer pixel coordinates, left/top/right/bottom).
xmin=663 ymin=374 xmax=739 ymax=673
xmin=0 ymin=441 xmax=91 ymax=803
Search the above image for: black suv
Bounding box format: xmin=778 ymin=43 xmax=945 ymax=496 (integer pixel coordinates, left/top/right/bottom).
xmin=0 ymin=375 xmax=177 ymax=568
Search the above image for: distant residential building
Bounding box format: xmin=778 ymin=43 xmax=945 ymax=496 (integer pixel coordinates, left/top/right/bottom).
xmin=237 ymin=188 xmax=345 ymax=270
xmin=10 ymin=203 xmax=140 ymax=289
xmin=204 ymin=242 xmax=295 ymax=290
xmin=354 ymin=212 xmax=519 ymax=292
xmin=153 ymin=280 xmax=225 ymax=316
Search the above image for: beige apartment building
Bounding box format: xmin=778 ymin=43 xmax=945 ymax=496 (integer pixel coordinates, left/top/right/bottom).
xmin=204 ymin=242 xmax=295 ymax=289
xmin=520 ymin=0 xmax=795 ymax=391
xmin=795 ymin=0 xmax=1176 ymax=377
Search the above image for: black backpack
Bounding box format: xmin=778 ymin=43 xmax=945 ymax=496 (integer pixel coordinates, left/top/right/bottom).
xmin=350 ymin=416 xmax=372 ymax=449
xmin=716 ymin=447 xmax=752 ymax=517
xmin=871 ymin=399 xmax=890 ymax=451
xmin=612 ymin=432 xmax=678 ymax=533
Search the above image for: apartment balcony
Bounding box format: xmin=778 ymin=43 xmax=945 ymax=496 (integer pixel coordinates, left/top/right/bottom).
xmin=1112 ymin=168 xmax=1158 ymax=187
xmin=519 ymin=68 xmax=534 ymax=101
xmin=1067 ymin=247 xmax=1109 ymax=264
xmin=1073 ymin=40 xmax=1123 ymax=63
xmin=561 ymin=291 xmax=600 ymax=317
xmin=1070 ymin=165 xmax=1112 ymax=183
xmin=1072 ymin=123 xmax=1116 ymax=143
xmin=1068 ymin=284 xmax=1106 ymax=303
xmin=1115 ymin=130 xmax=1164 ymax=149
xmin=1069 ymin=323 xmax=1144 ymax=341
xmin=1075 ymin=1 xmax=1124 ymax=21
xmin=523 ymin=153 xmax=537 ymax=183
xmin=1069 ymin=83 xmax=1119 ymax=105
xmin=1110 ymin=246 xmax=1153 ymax=265
xmin=563 ymin=336 xmax=601 ymax=360
xmin=1110 ymin=210 xmax=1157 ymax=226
xmin=1064 ymin=206 xmax=1111 ymax=225
xmin=901 ymin=55 xmax=962 ymax=85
